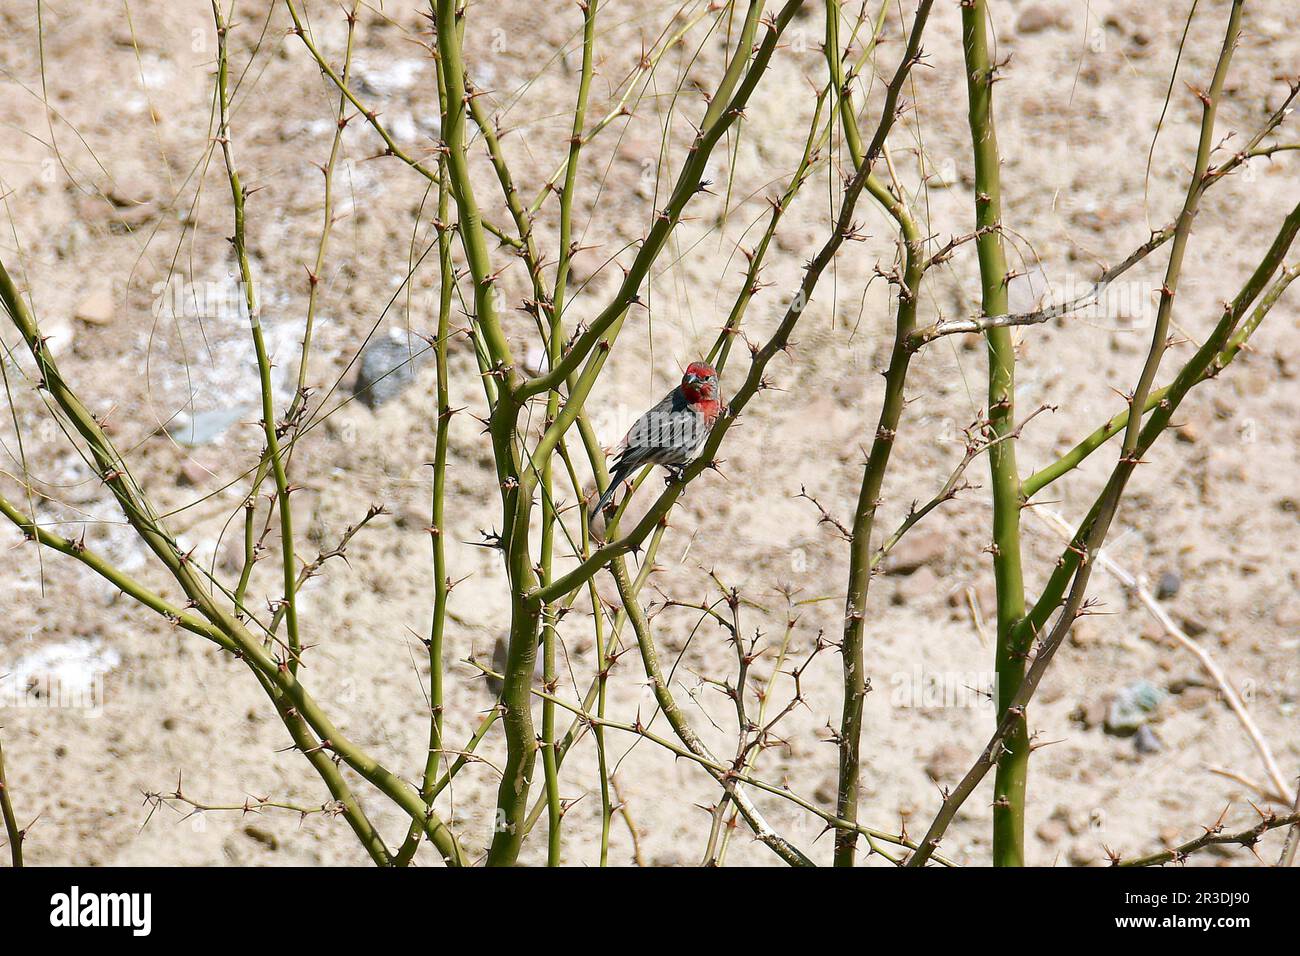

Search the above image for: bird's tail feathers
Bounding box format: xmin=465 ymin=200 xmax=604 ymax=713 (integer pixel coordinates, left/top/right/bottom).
xmin=589 ymin=466 xmax=628 ymax=520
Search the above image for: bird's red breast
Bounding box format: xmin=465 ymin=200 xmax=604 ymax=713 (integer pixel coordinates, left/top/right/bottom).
xmin=688 ymin=396 xmax=722 ymax=424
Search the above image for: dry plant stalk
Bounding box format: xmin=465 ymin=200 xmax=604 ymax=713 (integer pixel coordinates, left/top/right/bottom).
xmin=0 ymin=0 xmax=1296 ymax=868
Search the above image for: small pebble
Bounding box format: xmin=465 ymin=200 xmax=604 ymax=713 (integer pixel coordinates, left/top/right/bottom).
xmin=1155 ymin=571 xmax=1181 ymax=600
xmin=1017 ymin=5 xmax=1061 ymax=35
xmin=165 ymin=407 xmax=250 ymax=447
xmin=881 ymin=531 xmax=949 ymax=575
xmin=1068 ymin=620 xmax=1100 ymax=648
xmin=1069 ymin=842 xmax=1099 ymax=866
xmin=1105 ymin=679 xmax=1164 ymax=735
xmin=243 ymin=825 xmax=279 ymax=851
xmin=1134 ymin=724 xmax=1163 ymax=755
xmin=74 ymin=285 xmax=116 ymax=325
xmin=1036 ymin=819 xmax=1067 ymax=845
xmin=355 ymin=332 xmax=427 ymax=408
xmin=178 ymin=459 xmax=213 ymax=487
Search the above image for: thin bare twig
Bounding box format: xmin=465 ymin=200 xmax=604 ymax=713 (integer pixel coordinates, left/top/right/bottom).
xmin=1113 ymin=807 xmax=1300 ymax=867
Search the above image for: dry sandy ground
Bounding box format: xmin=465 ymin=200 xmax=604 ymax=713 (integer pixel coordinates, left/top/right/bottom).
xmin=0 ymin=0 xmax=1297 ymax=866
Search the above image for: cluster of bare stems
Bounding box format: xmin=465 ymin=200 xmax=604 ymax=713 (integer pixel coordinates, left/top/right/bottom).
xmin=1 ymin=0 xmax=1297 ymax=867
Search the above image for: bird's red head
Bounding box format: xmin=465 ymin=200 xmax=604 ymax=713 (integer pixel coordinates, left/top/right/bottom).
xmin=680 ymin=362 xmax=719 ymax=405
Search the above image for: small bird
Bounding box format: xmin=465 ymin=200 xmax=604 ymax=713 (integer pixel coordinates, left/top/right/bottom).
xmin=589 ymin=361 xmax=722 ymax=520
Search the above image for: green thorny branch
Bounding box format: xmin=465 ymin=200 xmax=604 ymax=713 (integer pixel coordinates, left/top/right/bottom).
xmin=0 ymin=736 xmax=23 ymax=866
xmin=427 ymin=0 xmax=939 ymax=864
xmin=0 ymin=9 xmax=467 ymax=869
xmin=958 ymin=0 xmax=1030 ymax=867
xmin=518 ymin=0 xmax=933 ymax=868
xmin=906 ymin=77 xmax=1300 ymax=874
xmin=287 ymin=0 xmax=915 ymax=868
xmin=596 ymin=0 xmax=936 ymax=867
xmin=915 ymin=0 xmax=1258 ymax=867
xmin=212 ymin=1 xmax=301 ymax=676
xmin=823 ymin=0 xmax=926 ymax=867
xmin=427 ymin=0 xmax=816 ymax=865
xmin=0 ymin=255 xmax=467 ymax=866
xmin=394 ymin=78 xmax=458 ymax=869
xmin=4 ymin=0 xmax=1284 ymax=872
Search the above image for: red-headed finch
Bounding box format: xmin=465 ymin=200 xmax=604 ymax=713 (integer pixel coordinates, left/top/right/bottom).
xmin=589 ymin=362 xmax=722 ymax=520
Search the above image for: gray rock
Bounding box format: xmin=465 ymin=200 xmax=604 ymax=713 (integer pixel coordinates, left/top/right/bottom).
xmin=1105 ymin=679 xmax=1165 ymax=736
xmin=1133 ymin=724 xmax=1163 ymax=755
xmin=354 ymin=332 xmax=427 ymax=408
xmin=1155 ymin=571 xmax=1181 ymax=600
xmin=165 ymin=406 xmax=251 ymax=447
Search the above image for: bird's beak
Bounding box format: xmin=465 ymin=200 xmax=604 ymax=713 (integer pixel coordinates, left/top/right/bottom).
xmin=685 ymin=373 xmax=702 ymax=385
